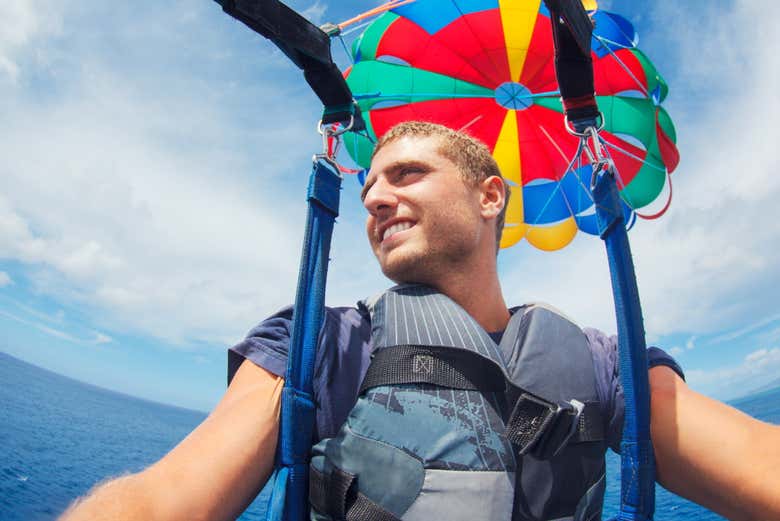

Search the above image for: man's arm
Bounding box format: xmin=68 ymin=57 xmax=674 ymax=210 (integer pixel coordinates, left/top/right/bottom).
xmin=650 ymin=365 xmax=780 ymax=521
xmin=60 ymin=359 xmax=282 ymax=521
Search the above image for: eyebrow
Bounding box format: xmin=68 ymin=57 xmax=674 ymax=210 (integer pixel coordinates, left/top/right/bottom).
xmin=360 ymin=160 xmax=430 ymax=201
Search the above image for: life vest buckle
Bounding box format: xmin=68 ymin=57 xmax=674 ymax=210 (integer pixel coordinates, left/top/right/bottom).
xmin=507 ymin=392 xmax=585 ymax=459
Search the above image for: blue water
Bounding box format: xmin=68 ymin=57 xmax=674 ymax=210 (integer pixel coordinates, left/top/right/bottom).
xmin=1 ymin=351 xmax=778 ymax=520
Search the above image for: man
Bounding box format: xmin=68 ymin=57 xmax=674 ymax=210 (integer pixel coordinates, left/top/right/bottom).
xmin=62 ymin=122 xmax=780 ymax=521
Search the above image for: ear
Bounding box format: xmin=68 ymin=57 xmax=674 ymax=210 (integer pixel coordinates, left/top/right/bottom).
xmin=479 ymin=175 xmax=506 ymax=220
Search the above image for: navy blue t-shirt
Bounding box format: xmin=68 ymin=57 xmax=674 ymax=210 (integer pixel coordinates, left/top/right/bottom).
xmin=228 ymin=304 xmax=684 ymax=451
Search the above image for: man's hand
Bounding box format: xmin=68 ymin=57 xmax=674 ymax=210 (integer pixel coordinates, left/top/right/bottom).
xmin=60 ymin=360 xmax=283 ymax=521
xmin=650 ymin=365 xmax=780 ymax=521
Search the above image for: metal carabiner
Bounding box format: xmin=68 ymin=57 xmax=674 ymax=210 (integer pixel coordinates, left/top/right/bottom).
xmin=316 ymin=114 xmax=355 ymax=162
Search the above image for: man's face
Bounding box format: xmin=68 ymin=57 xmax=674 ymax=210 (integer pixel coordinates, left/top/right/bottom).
xmin=362 ymin=135 xmax=485 ymax=284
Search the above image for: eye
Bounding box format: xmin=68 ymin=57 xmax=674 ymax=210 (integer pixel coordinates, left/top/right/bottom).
xmin=399 ymin=165 xmax=424 ymax=178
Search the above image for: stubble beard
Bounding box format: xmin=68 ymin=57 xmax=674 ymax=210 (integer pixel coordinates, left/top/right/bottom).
xmin=377 ymin=226 xmax=479 ymax=286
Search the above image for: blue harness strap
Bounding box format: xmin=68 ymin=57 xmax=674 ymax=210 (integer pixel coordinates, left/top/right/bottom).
xmin=593 ymin=166 xmax=655 ymax=521
xmin=267 ymin=157 xmax=342 ymax=521
xmin=542 ymin=0 xmax=658 ymax=518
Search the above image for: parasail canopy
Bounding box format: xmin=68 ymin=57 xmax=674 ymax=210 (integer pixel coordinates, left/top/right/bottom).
xmin=341 ymin=0 xmax=679 ymax=250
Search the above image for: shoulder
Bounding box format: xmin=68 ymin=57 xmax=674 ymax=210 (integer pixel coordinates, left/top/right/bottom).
xmin=579 ymin=325 xmax=685 ymax=451
xmin=228 ymin=305 xmax=369 ymax=383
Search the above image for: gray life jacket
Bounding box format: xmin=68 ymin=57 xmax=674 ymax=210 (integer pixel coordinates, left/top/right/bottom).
xmin=309 ymin=284 xmax=608 ymax=521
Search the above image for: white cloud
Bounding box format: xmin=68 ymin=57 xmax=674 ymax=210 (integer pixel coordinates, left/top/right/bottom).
xmin=0 ymin=271 xmax=11 ymax=287
xmin=708 ymin=314 xmax=780 ymax=345
xmin=667 ymin=346 xmax=684 ymax=357
xmin=0 ymin=0 xmax=63 ymax=83
xmin=93 ymin=332 xmax=112 ymax=345
xmin=0 ymin=1 xmax=326 ymax=347
xmin=0 ymin=56 xmax=20 ymax=83
xmin=300 ymin=1 xmax=328 ymax=25
xmin=686 ymin=347 xmax=780 ymax=398
xmin=0 ymin=309 xmax=81 ymax=344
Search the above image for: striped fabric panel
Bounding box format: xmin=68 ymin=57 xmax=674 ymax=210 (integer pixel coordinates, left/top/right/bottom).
xmin=372 ymin=284 xmax=505 ymax=367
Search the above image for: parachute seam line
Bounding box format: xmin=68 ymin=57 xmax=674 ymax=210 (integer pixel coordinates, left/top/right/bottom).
xmin=523 ymin=114 xmax=583 ymax=230
xmin=390 ymin=3 xmax=497 ymax=89
xmin=448 ymin=0 xmax=506 ymax=87
xmin=593 ymin=35 xmax=650 ymax=98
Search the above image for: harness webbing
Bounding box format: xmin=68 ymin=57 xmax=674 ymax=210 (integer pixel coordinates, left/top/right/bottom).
xmin=266 ymin=158 xmax=342 ymax=521
xmin=542 ymin=1 xmax=656 ymax=520
xmin=593 ymin=170 xmax=655 ymax=521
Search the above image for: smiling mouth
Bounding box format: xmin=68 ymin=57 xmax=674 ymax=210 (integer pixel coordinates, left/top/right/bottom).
xmin=382 ymin=221 xmax=414 ymax=242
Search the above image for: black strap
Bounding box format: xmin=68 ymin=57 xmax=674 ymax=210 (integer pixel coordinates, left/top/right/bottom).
xmin=347 ymin=493 xmax=401 ymax=521
xmin=542 ymin=0 xmax=599 ymax=124
xmin=359 ymin=345 xmax=507 ymax=395
xmin=506 ymin=392 xmax=604 ymax=459
xmin=310 ymin=465 xmax=401 ymax=521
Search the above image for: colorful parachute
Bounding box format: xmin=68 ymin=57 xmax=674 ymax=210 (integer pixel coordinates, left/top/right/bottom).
xmin=341 ymin=0 xmax=679 ymax=250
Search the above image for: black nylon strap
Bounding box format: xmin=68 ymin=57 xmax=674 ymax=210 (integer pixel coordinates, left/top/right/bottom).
xmin=309 ymin=465 xmax=329 ymax=515
xmin=542 ymin=0 xmax=599 ymax=123
xmin=576 ymin=402 xmax=605 ymax=442
xmin=346 ymin=493 xmax=401 ymax=521
xmin=309 ymin=464 xmax=401 ymax=521
xmin=506 ymin=392 xmax=604 ymax=459
xmin=359 ymin=345 xmax=507 ymax=394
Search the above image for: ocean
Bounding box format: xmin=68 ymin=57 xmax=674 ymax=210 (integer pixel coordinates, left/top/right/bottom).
xmin=1 ymin=351 xmax=778 ymax=520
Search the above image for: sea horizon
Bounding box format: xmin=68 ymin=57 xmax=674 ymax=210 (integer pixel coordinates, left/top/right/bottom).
xmin=0 ymin=351 xmax=212 ymax=415
xmin=1 ymin=348 xmax=773 ymax=414
xmin=3 ymin=349 xmax=779 ymax=520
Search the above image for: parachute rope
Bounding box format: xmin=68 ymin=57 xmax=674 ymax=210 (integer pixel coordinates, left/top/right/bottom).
xmin=594 ymin=35 xmax=650 ymax=98
xmin=458 ymin=114 xmax=484 ymax=133
xmin=340 ymin=20 xmax=373 ymax=37
xmin=335 ymin=35 xmax=353 ymax=65
xmin=602 ymin=140 xmax=666 ymax=173
xmin=337 ymin=0 xmax=417 ymax=31
xmin=523 ymin=112 xmax=598 ymax=232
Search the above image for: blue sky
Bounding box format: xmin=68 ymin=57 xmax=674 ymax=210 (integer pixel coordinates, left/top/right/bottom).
xmin=1 ymin=0 xmax=778 ymax=412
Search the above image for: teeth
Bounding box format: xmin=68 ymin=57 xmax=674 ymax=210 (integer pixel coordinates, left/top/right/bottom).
xmin=382 ymin=222 xmax=412 ymax=241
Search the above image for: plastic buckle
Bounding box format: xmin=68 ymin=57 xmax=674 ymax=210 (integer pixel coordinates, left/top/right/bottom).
xmin=508 ymin=393 xmax=584 ymax=459
xmin=546 ymin=398 xmax=584 ymax=458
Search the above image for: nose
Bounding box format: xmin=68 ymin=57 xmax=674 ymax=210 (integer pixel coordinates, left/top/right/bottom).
xmin=362 ymin=175 xmax=398 ymax=216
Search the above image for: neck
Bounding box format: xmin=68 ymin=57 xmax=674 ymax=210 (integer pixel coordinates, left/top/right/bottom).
xmin=430 ymin=252 xmax=510 ymax=333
